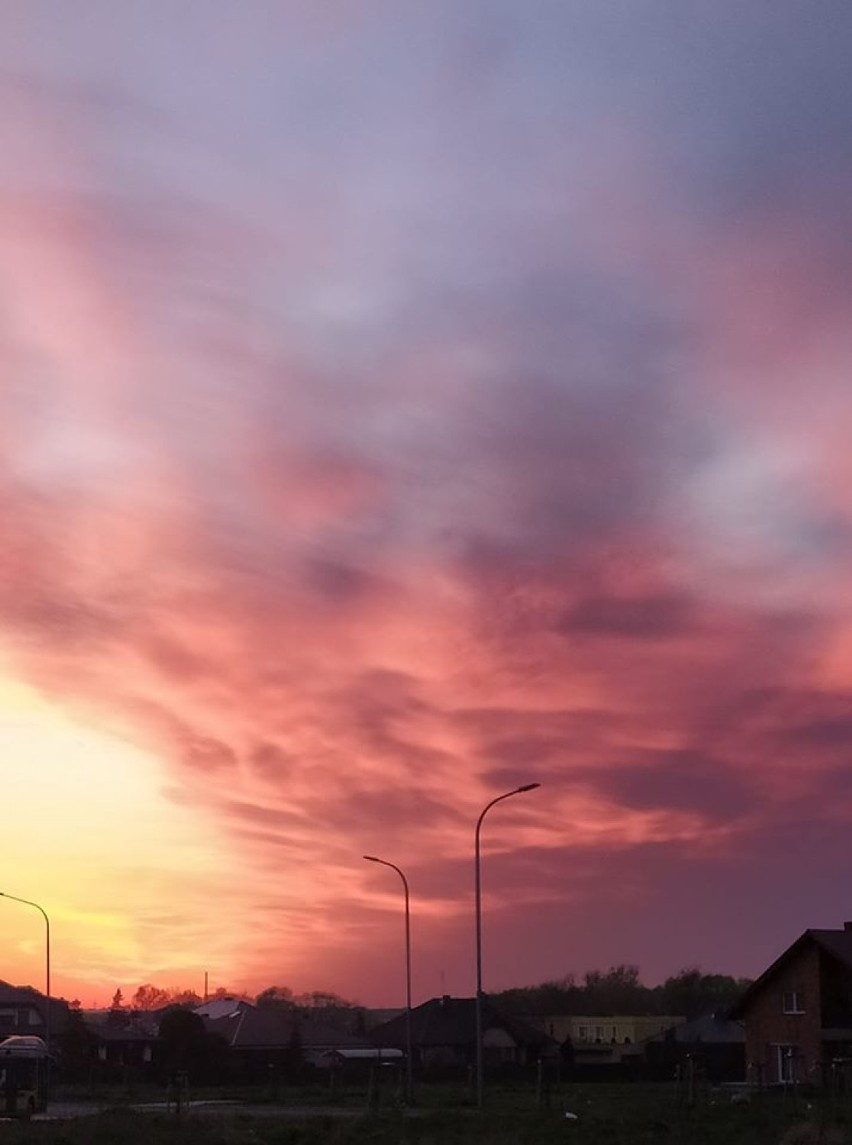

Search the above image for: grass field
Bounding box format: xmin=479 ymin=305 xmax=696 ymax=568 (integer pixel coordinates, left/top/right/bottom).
xmin=3 ymin=1083 xmax=850 ymax=1144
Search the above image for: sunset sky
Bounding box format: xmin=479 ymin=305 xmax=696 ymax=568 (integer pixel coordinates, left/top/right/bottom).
xmin=2 ymin=1 xmax=852 ymax=1009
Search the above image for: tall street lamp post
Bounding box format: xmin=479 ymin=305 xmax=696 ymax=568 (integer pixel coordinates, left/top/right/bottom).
xmin=474 ymin=783 xmax=540 ymax=1109
xmin=0 ymin=892 xmax=51 ymax=1054
xmin=363 ymin=855 xmax=414 ymax=1105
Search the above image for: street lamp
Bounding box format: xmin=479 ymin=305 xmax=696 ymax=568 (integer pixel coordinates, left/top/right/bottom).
xmin=0 ymin=892 xmax=51 ymax=1054
xmin=363 ymin=855 xmax=413 ymax=1104
xmin=474 ymin=783 xmax=540 ymax=1109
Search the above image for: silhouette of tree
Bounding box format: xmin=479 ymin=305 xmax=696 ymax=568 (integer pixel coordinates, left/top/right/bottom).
xmin=495 ymin=965 xmax=752 ymax=1019
xmin=282 ymin=1023 xmax=304 ymax=1082
xmin=158 ymin=1007 xmax=215 ymax=1081
xmin=256 ymin=986 xmax=296 ymax=1010
xmin=654 ymin=968 xmax=752 ymax=1018
xmin=133 ymin=984 xmax=171 ymax=1011
xmin=295 ymin=990 xmax=356 ymax=1010
xmin=168 ymin=989 xmax=203 ymax=1008
xmin=57 ymin=1007 xmax=96 ymax=1083
xmin=210 ymin=986 xmax=253 ymax=1002
xmin=582 ymin=965 xmax=645 ymax=1013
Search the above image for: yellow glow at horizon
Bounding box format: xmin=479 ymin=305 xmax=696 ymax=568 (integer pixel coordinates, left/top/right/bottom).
xmin=0 ymin=672 xmax=237 ymax=999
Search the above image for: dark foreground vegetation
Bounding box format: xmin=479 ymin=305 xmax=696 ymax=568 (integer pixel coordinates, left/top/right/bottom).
xmin=6 ymin=1083 xmax=852 ymax=1145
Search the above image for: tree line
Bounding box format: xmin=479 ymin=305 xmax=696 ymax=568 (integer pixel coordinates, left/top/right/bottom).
xmin=106 ymin=964 xmax=751 ymax=1023
xmin=494 ymin=965 xmax=753 ymax=1019
xmin=107 ymin=983 xmax=362 ymax=1016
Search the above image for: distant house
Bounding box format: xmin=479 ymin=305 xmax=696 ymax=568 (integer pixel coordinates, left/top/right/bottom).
xmin=202 ymin=1005 xmax=371 ymax=1079
xmin=730 ymin=923 xmax=852 ymax=1086
xmin=642 ymin=1013 xmax=745 ymax=1082
xmin=0 ymin=981 xmax=67 ymax=1044
xmin=362 ymin=1008 xmax=405 ymax=1031
xmin=369 ymin=995 xmax=553 ymax=1074
xmin=81 ymin=1008 xmax=159 ymax=1076
xmin=536 ymin=1014 xmax=684 ymax=1062
xmin=0 ymin=983 xmax=49 ymax=1042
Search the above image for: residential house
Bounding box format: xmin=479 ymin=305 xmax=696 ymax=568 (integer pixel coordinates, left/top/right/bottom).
xmin=730 ymin=923 xmax=852 ymax=1086
xmin=0 ymin=981 xmax=67 ymax=1045
xmin=203 ymin=1004 xmax=371 ymax=1080
xmin=642 ymin=1013 xmax=746 ymax=1082
xmin=369 ymin=995 xmax=554 ymax=1076
xmin=80 ymin=1008 xmax=160 ymax=1079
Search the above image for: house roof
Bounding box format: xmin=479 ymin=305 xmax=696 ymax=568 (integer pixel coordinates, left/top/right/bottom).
xmin=82 ymin=1010 xmax=159 ymax=1042
xmin=204 ymin=1007 xmax=369 ymax=1051
xmin=643 ymin=1013 xmax=745 ymax=1045
xmin=369 ymin=995 xmax=553 ymax=1050
xmin=730 ymin=927 xmax=852 ymax=1019
xmin=0 ymin=980 xmax=46 ymax=1007
xmin=808 ymin=929 xmax=852 ymax=972
xmin=193 ymin=998 xmax=253 ymax=1021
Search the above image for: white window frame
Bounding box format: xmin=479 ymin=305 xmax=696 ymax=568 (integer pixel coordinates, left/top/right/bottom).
xmin=782 ymin=991 xmax=805 ymax=1014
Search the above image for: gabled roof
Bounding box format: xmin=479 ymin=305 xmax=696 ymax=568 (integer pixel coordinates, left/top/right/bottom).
xmin=643 ymin=1012 xmax=745 ymax=1045
xmin=82 ymin=1010 xmax=159 ymax=1041
xmin=730 ymin=927 xmax=852 ymax=1019
xmin=204 ymin=1007 xmax=368 ymax=1051
xmin=0 ymin=980 xmax=45 ymax=1007
xmin=809 ymin=929 xmax=852 ymax=972
xmin=369 ymin=996 xmax=553 ymax=1050
xmin=193 ymin=998 xmax=253 ymax=1021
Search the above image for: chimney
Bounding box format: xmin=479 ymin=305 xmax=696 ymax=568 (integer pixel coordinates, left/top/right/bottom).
xmin=844 ymin=922 xmax=852 ymax=931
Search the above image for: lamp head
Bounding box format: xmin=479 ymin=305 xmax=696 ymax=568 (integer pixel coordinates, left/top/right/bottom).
xmin=363 ymin=855 xmax=380 ymax=863
xmin=516 ymin=783 xmax=541 ymax=793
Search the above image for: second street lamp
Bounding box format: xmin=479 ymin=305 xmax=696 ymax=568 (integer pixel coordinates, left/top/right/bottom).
xmin=363 ymin=855 xmax=414 ymax=1104
xmin=474 ymin=783 xmax=540 ymax=1109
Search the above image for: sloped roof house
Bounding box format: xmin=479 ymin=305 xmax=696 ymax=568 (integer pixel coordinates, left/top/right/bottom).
xmin=730 ymin=924 xmax=852 ymax=1085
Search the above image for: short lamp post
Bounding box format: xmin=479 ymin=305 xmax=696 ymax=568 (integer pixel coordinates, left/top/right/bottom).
xmin=474 ymin=783 xmax=540 ymax=1109
xmin=363 ymin=855 xmax=413 ymax=1104
xmin=0 ymin=892 xmax=51 ymax=1055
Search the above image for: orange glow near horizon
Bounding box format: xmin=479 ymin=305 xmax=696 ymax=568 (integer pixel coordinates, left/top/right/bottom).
xmin=0 ymin=674 xmax=244 ymax=1004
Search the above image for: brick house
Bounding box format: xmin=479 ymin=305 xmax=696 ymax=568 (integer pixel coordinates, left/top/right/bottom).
xmin=730 ymin=924 xmax=852 ymax=1086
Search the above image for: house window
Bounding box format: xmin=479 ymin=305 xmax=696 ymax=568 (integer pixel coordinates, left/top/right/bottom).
xmin=782 ymin=991 xmax=805 ymax=1014
xmin=578 ymin=1026 xmax=588 ymax=1041
xmin=594 ymin=1025 xmax=604 ymax=1043
xmin=777 ymin=1045 xmax=799 ymax=1083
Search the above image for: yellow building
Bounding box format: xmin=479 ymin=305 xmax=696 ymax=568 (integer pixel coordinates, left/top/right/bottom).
xmin=536 ymin=1015 xmax=684 ymax=1062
